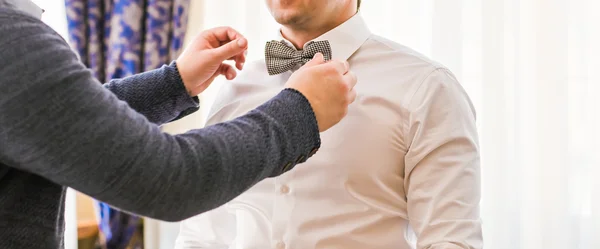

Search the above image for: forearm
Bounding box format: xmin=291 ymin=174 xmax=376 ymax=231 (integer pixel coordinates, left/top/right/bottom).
xmin=0 ymin=15 xmax=320 ymax=222
xmin=103 ymin=62 xmax=199 ymax=125
xmin=92 ymin=89 xmax=319 ymax=221
xmin=3 ymin=63 xmax=319 ymax=221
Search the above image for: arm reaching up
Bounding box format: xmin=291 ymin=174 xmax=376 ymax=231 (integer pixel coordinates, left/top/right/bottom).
xmin=0 ymin=11 xmax=319 ymax=221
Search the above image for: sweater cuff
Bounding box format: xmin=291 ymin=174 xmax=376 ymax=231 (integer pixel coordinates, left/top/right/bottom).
xmin=168 ymin=61 xmax=199 ymax=108
xmin=167 ymin=61 xmax=200 ymax=122
xmin=260 ymin=88 xmax=322 ymax=176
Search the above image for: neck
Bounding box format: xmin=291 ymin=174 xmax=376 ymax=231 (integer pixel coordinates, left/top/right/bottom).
xmin=281 ymin=8 xmax=356 ymax=49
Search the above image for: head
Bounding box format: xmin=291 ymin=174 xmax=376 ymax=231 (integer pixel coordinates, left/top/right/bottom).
xmin=265 ymin=0 xmax=359 ymax=32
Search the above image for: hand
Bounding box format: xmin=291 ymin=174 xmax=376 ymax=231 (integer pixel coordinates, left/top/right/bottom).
xmin=284 ymin=53 xmax=357 ymax=132
xmin=176 ymin=27 xmax=248 ymax=96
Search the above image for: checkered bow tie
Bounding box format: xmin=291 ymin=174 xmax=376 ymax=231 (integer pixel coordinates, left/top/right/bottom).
xmin=265 ymin=40 xmax=332 ymax=75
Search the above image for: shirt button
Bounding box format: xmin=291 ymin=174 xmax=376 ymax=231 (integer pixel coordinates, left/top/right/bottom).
xmin=276 ymin=241 xmax=285 ymax=249
xmin=282 ymin=162 xmax=293 ymax=172
xmin=280 ymin=185 xmax=290 ymax=194
xmin=308 ymin=147 xmax=319 ymax=157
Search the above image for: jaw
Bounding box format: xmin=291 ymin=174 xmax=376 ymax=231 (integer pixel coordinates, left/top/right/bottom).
xmin=270 ymin=7 xmax=315 ymax=29
xmin=269 ymin=0 xmax=357 ymax=48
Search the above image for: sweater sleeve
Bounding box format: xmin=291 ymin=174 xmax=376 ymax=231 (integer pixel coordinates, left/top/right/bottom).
xmin=0 ymin=11 xmax=320 ymax=221
xmin=102 ymin=62 xmax=200 ymax=125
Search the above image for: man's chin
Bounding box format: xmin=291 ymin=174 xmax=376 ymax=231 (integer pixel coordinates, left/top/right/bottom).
xmin=272 ymin=11 xmax=308 ymax=26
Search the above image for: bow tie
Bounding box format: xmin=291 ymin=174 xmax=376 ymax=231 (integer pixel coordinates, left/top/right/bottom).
xmin=265 ymin=40 xmax=332 ymax=75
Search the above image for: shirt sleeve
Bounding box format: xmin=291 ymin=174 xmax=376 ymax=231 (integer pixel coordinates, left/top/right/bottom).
xmin=403 ymin=68 xmax=483 ymax=249
xmin=175 ymin=205 xmax=237 ymax=249
xmin=0 ymin=12 xmax=321 ymax=222
xmin=102 ymin=62 xmax=200 ymax=125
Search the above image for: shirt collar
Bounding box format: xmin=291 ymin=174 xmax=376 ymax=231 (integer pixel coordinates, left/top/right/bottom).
xmin=0 ymin=0 xmax=43 ymax=19
xmin=274 ymin=13 xmax=371 ymax=61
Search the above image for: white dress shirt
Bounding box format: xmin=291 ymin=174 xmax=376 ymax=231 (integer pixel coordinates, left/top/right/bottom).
xmin=175 ymin=13 xmax=483 ymax=249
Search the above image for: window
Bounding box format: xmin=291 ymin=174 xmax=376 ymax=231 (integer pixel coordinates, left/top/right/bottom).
xmin=31 ymin=0 xmax=69 ymax=39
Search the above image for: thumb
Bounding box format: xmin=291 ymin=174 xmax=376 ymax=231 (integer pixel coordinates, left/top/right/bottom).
xmin=212 ymin=38 xmax=248 ymax=61
xmin=302 ymin=53 xmax=325 ymax=68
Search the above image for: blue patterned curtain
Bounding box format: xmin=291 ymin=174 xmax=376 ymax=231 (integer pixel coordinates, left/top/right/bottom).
xmin=64 ymin=0 xmax=190 ymax=248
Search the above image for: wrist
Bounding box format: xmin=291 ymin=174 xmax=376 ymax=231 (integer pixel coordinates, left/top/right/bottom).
xmin=258 ymin=89 xmax=322 ymax=176
xmin=173 ymin=59 xmax=194 ymax=96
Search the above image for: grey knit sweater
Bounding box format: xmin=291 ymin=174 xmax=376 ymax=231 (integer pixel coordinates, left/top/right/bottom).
xmin=0 ymin=8 xmax=320 ymax=249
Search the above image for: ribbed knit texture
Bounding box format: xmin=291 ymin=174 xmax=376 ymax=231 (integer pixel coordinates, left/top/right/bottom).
xmin=0 ymin=8 xmax=320 ymax=249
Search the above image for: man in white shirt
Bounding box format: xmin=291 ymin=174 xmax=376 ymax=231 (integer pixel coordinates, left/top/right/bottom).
xmin=175 ymin=0 xmax=482 ymax=248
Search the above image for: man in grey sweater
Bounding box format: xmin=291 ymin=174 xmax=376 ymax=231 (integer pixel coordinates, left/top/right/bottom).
xmin=0 ymin=1 xmax=357 ymax=248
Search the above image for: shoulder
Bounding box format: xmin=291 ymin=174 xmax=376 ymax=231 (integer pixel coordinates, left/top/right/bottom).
xmin=0 ymin=8 xmax=71 ymax=55
xmin=352 ymin=34 xmax=451 ymax=92
xmin=358 ymin=34 xmax=444 ymax=72
xmin=354 ymin=34 xmax=450 ymax=89
xmin=0 ymin=8 xmax=91 ymax=108
xmin=0 ymin=8 xmax=81 ymax=83
xmin=352 ymin=34 xmax=467 ymax=111
xmin=0 ymin=8 xmax=56 ymax=36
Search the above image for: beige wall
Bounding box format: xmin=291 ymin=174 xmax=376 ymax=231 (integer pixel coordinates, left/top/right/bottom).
xmin=184 ymin=1 xmax=204 ymax=47
xmin=76 ymin=193 xmax=96 ymax=222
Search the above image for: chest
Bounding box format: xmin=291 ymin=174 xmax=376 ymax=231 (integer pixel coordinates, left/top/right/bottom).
xmin=207 ymin=68 xmax=410 ymax=184
xmin=208 ymin=69 xmax=415 ymax=243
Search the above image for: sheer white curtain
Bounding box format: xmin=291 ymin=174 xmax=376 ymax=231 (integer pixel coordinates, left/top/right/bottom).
xmin=162 ymin=1 xmax=600 ymax=249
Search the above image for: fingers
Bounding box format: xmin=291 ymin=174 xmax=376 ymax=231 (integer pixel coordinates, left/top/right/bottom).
xmin=342 ymin=71 xmax=357 ymax=104
xmin=218 ymin=63 xmax=237 ymax=80
xmin=210 ymin=63 xmax=237 ymax=81
xmin=301 ymin=53 xmax=326 ymax=68
xmin=212 ymin=37 xmax=248 ymax=61
xmin=188 ymin=63 xmax=236 ymax=96
xmin=225 ymin=48 xmax=247 ymax=70
xmin=347 ymin=88 xmax=357 ymax=104
xmin=203 ymin=27 xmax=248 ymax=62
xmin=198 ymin=26 xmax=247 ymax=69
xmin=325 ymin=60 xmax=350 ymax=75
xmin=235 ymin=50 xmax=247 ymax=70
xmin=205 ymin=26 xmax=244 ymax=45
xmin=343 ymin=70 xmax=357 ymax=89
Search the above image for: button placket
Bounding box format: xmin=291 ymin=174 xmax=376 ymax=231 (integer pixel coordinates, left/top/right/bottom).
xmin=282 ymin=162 xmax=293 ymax=173
xmin=271 ymin=175 xmax=294 ymax=249
xmin=308 ymin=147 xmax=319 ymax=157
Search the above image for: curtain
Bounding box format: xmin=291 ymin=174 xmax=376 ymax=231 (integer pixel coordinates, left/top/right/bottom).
xmin=64 ymin=0 xmax=190 ymax=248
xmin=162 ymin=1 xmax=600 ymax=249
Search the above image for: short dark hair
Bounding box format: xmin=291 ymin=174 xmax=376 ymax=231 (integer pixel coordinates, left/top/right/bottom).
xmin=357 ymin=0 xmax=362 ymax=9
